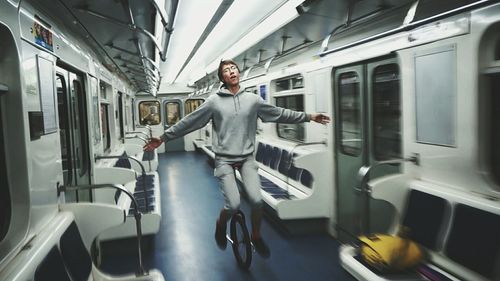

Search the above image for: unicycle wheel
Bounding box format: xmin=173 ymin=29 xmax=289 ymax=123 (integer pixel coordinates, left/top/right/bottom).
xmin=230 ymin=212 xmax=252 ymax=269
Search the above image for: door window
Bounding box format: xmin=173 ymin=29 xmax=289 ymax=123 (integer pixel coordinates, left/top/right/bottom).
xmin=275 ymin=95 xmax=305 ymax=142
xmin=372 ymin=64 xmax=401 ymax=160
xmin=139 ymin=101 xmax=161 ymax=125
xmin=338 ymin=72 xmax=362 ymax=156
xmin=165 ymin=102 xmax=180 ymax=126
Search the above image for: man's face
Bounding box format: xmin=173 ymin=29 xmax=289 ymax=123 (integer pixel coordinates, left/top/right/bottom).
xmin=221 ymin=64 xmax=240 ymax=87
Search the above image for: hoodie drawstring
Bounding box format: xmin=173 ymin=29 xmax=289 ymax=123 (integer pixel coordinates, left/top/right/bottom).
xmin=233 ymin=94 xmax=241 ymax=113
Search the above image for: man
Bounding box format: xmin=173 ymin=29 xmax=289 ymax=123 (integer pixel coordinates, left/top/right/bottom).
xmin=144 ymin=59 xmax=330 ymax=258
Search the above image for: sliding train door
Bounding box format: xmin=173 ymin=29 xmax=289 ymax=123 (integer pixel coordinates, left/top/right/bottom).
xmin=56 ymin=66 xmax=91 ymax=202
xmin=334 ymin=56 xmax=401 ymax=241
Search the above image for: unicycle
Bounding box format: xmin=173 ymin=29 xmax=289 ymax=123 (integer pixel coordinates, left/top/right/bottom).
xmin=226 ymin=210 xmax=253 ymax=269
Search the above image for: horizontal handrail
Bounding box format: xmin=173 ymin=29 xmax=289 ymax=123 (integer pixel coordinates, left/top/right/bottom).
xmin=95 ymin=155 xmax=150 ymax=213
xmin=356 ymin=154 xmax=419 ymax=235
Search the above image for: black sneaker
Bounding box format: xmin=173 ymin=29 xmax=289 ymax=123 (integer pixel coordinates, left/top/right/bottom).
xmin=215 ymin=220 xmax=227 ymax=250
xmin=252 ymin=237 xmax=271 ymax=258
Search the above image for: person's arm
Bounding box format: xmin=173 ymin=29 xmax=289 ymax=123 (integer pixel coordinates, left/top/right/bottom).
xmin=309 ymin=113 xmax=330 ymax=124
xmin=144 ymin=99 xmax=213 ymax=151
xmin=257 ymin=98 xmax=331 ymax=124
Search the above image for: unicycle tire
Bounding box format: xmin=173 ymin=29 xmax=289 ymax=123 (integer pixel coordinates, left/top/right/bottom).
xmin=230 ymin=212 xmax=252 ymax=269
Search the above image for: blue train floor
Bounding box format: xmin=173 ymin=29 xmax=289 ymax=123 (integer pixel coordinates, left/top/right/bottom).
xmin=99 ymin=151 xmax=357 ymax=281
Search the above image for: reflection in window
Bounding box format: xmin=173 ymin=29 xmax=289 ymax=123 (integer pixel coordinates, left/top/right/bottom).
xmin=372 ymin=64 xmax=401 ymax=160
xmin=165 ymin=102 xmax=180 ymax=126
xmin=100 ymin=104 xmax=110 ymax=152
xmin=338 ymin=72 xmax=361 ymax=156
xmin=139 ymin=101 xmax=161 ymax=125
xmin=184 ymin=99 xmax=204 ymax=115
xmin=275 ymin=95 xmax=305 ymax=142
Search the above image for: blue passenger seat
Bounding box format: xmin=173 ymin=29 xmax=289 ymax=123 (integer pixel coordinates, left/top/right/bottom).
xmin=255 ymin=142 xmax=265 ymax=163
xmin=270 ymin=147 xmax=281 ymax=170
xmin=300 ymin=170 xmax=313 ymax=188
xmin=112 ymin=154 xmax=157 ymax=213
xmin=262 ymin=145 xmax=272 ymax=166
xmin=114 ymin=152 xmax=132 ymax=169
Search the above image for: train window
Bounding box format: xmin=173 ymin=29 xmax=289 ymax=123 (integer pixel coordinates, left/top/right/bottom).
xmin=275 ymin=79 xmax=289 ymax=92
xmin=415 ymin=46 xmax=456 ymax=146
xmin=338 ymin=72 xmax=362 ymax=156
xmin=184 ymin=99 xmax=204 ymax=115
xmin=100 ymin=104 xmax=111 ymax=152
xmin=275 ymin=75 xmax=304 ymax=92
xmin=165 ymin=102 xmax=180 ymax=126
xmin=275 ymin=95 xmax=305 ymax=142
xmin=139 ymin=101 xmax=161 ymax=125
xmin=291 ymin=76 xmax=304 ymax=89
xmin=372 ymin=64 xmax=401 ymax=160
xmin=0 ymin=101 xmax=11 ymax=242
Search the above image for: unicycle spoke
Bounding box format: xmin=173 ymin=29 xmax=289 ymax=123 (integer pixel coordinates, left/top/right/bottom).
xmin=230 ymin=211 xmax=252 ymax=269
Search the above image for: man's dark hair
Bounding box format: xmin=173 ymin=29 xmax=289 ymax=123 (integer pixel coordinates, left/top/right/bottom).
xmin=218 ymin=59 xmax=240 ymax=82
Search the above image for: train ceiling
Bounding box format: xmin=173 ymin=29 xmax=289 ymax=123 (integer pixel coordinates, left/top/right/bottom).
xmin=29 ymin=0 xmax=178 ymax=96
xmin=169 ymin=0 xmax=488 ymax=88
xmin=27 ymin=0 xmax=491 ymax=94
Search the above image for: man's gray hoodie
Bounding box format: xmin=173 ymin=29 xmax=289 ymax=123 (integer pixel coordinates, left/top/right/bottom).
xmin=162 ymin=86 xmax=309 ymax=157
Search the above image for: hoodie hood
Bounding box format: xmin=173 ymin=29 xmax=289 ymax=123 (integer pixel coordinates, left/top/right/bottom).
xmin=217 ymin=85 xmax=243 ymax=112
xmin=217 ymin=85 xmax=243 ymax=96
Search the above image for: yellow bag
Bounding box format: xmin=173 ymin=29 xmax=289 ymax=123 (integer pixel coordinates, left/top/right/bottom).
xmin=359 ymin=234 xmax=424 ymax=273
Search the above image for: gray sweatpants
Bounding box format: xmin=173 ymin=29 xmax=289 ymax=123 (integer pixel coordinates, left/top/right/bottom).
xmin=214 ymin=154 xmax=262 ymax=212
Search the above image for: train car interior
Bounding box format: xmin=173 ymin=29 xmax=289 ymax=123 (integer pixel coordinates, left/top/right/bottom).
xmin=0 ymin=0 xmax=499 ymax=281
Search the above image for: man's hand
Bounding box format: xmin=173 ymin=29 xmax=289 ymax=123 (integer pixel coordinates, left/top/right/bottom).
xmin=310 ymin=113 xmax=331 ymax=124
xmin=144 ymin=137 xmax=163 ymax=151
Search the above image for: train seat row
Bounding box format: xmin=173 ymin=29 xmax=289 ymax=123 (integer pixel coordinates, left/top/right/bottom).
xmin=253 ymin=140 xmax=331 ymax=220
xmin=255 ymin=142 xmax=313 ymax=202
xmin=0 ymin=210 xmax=164 ymax=281
xmin=340 ymin=175 xmax=500 ymax=281
xmin=194 ymin=138 xmax=331 ymax=220
xmin=122 ymin=143 xmax=159 ymax=173
xmin=93 ymin=146 xmax=161 ymax=241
